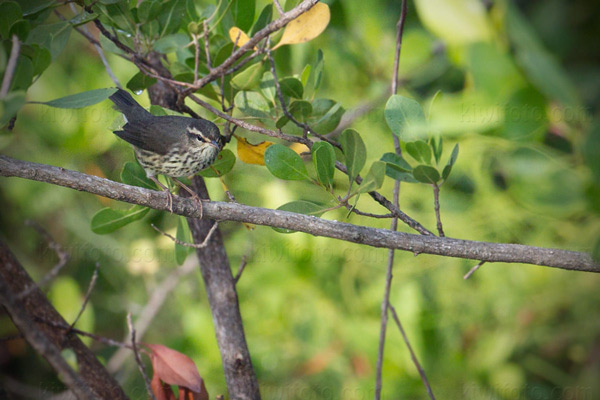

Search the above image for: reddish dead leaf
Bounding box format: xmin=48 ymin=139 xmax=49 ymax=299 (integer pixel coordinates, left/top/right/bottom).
xmin=151 ymin=372 xmax=176 ymax=400
xmin=147 ymin=343 xmax=207 ymax=398
xmin=179 ymin=385 xmax=209 ymax=400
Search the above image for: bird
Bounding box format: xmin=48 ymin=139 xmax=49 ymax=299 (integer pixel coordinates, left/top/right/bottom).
xmin=108 ymin=88 xmax=225 ymax=213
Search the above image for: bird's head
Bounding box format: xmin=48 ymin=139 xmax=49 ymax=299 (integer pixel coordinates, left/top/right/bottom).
xmin=186 ymin=119 xmax=225 ymax=156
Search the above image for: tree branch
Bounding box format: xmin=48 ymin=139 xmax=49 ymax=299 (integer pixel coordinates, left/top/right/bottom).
xmin=0 ymin=240 xmax=128 ymax=400
xmin=185 ymin=177 xmax=261 ymax=399
xmin=0 ymin=155 xmax=597 ymax=273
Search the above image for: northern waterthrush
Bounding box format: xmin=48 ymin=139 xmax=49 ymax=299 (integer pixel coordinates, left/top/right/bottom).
xmin=109 ymin=88 xmax=225 ymax=211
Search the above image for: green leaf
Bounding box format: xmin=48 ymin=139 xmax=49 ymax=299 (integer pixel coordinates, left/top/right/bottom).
xmin=300 ymin=64 xmax=311 ymax=86
xmin=413 ymin=0 xmax=491 ymax=45
xmin=20 ymin=0 xmax=54 ymax=16
xmin=10 ymin=55 xmax=33 ymax=91
xmin=231 ymin=0 xmax=255 ymax=32
xmin=0 ymin=91 xmax=26 ymax=126
xmin=198 ymin=149 xmax=236 ymax=177
xmin=231 ymin=62 xmax=263 ymax=90
xmin=9 ymin=20 xmax=31 ymax=41
xmin=138 ymin=0 xmax=162 ymax=23
xmin=340 ymin=129 xmax=366 ymax=181
xmin=0 ymin=2 xmax=22 ymax=38
xmin=27 ymin=22 xmax=71 ymax=60
xmin=506 ymin=3 xmax=580 ymax=108
xmin=385 ymin=95 xmax=427 ymax=140
xmin=310 ymin=99 xmax=343 ymax=134
xmin=312 ymin=141 xmax=336 ymax=188
xmin=442 ymin=144 xmax=459 ymax=181
xmin=149 ymin=105 xmax=168 ymax=116
xmin=153 ymin=33 xmax=189 ymax=53
xmin=468 ymin=42 xmax=523 ymax=102
xmin=412 ymin=165 xmax=440 ymax=184
xmin=259 ymin=71 xmax=276 ymax=104
xmin=276 ymin=115 xmax=289 ymax=129
xmin=273 ymin=200 xmax=324 ymax=233
xmin=381 ymin=152 xmax=412 ymax=172
xmin=405 ymin=141 xmax=431 ymax=164
xmin=380 ymin=153 xmax=418 ymax=183
xmin=234 ymin=90 xmax=270 ymax=118
xmin=264 ymin=144 xmax=309 ymax=180
xmin=29 ymin=45 xmax=51 ymax=76
xmin=250 ymin=4 xmax=272 ymax=36
xmin=120 ymin=162 xmax=157 ymax=190
xmin=91 ymin=206 xmax=150 ymax=234
xmin=159 ymin=0 xmax=186 ymax=37
xmin=289 ymin=100 xmax=312 ymax=122
xmin=37 ymin=88 xmax=118 ymax=109
xmin=279 ymin=77 xmax=303 ymax=99
xmin=356 ymin=161 xmax=386 ymax=194
xmin=430 ymin=137 xmax=443 ymax=164
xmin=175 ymin=216 xmax=192 ymax=265
xmin=305 ymin=48 xmax=324 ymax=96
xmin=126 ymin=72 xmax=157 ymax=92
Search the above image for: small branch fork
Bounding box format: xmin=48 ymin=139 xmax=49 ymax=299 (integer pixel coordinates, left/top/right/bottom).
xmin=151 ymin=221 xmax=219 ymax=248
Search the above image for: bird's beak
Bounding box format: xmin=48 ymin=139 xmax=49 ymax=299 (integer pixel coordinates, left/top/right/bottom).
xmin=209 ymin=140 xmax=220 ymax=149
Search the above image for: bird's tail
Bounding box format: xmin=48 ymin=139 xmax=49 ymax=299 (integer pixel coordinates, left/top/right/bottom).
xmin=109 ymin=88 xmax=152 ymax=121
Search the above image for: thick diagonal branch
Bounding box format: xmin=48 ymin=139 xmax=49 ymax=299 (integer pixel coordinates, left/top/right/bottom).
xmin=0 ymin=240 xmax=127 ymax=400
xmin=0 ymin=156 xmax=597 ymax=273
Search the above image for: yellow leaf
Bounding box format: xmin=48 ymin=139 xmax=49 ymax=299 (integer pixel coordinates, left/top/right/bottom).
xmin=290 ymin=142 xmax=310 ymax=155
xmin=229 ymin=27 xmax=252 ymax=48
xmin=272 ymin=3 xmax=330 ymax=50
xmin=237 ymin=137 xmax=274 ymax=165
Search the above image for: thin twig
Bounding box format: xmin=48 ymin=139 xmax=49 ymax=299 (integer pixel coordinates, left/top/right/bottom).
xmin=203 ymin=20 xmax=212 ymax=70
xmin=36 ymin=318 xmax=133 ymax=349
xmin=463 ymin=261 xmax=486 ymax=280
xmin=432 ymin=184 xmax=444 ymax=237
xmin=151 ymin=222 xmax=219 ymax=248
xmin=389 ymin=304 xmax=436 ymax=400
xmin=106 ymin=257 xmax=198 ymax=373
xmin=18 ymin=221 xmax=70 ymax=299
xmin=128 ymin=313 xmax=156 ymax=400
xmin=375 ymin=182 xmax=400 ymax=400
xmin=234 ymin=255 xmax=248 ymax=284
xmin=67 ymin=5 xmax=122 ymax=88
xmin=68 ymin=263 xmax=100 ymax=331
xmin=273 ymin=0 xmax=285 ymax=15
xmin=0 ymin=35 xmax=21 ymax=99
xmin=375 ymin=3 xmax=409 ymax=399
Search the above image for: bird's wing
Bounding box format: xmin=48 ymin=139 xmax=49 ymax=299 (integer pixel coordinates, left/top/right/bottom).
xmin=113 ymin=116 xmax=186 ymax=155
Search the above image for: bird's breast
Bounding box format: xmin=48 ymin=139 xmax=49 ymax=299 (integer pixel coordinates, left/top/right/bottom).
xmin=134 ymin=145 xmax=219 ymax=178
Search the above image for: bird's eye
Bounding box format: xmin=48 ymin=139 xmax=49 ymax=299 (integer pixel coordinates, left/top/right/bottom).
xmin=196 ymin=135 xmax=206 ymax=142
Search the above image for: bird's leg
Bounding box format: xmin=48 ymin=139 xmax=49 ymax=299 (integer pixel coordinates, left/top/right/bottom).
xmin=149 ymin=176 xmax=174 ymax=213
xmin=172 ymin=178 xmax=203 ymax=219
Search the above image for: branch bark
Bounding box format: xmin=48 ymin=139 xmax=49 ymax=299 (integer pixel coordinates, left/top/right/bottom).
xmin=0 ymin=240 xmax=128 ymax=400
xmin=0 ymin=155 xmax=597 ymax=273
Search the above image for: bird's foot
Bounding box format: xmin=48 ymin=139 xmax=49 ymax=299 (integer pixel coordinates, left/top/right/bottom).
xmin=173 ymin=178 xmax=203 ymax=219
xmin=150 ymin=176 xmax=174 ymax=213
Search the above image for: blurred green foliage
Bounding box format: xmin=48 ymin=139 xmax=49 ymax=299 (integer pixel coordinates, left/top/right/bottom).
xmin=1 ymin=0 xmax=599 ymax=399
